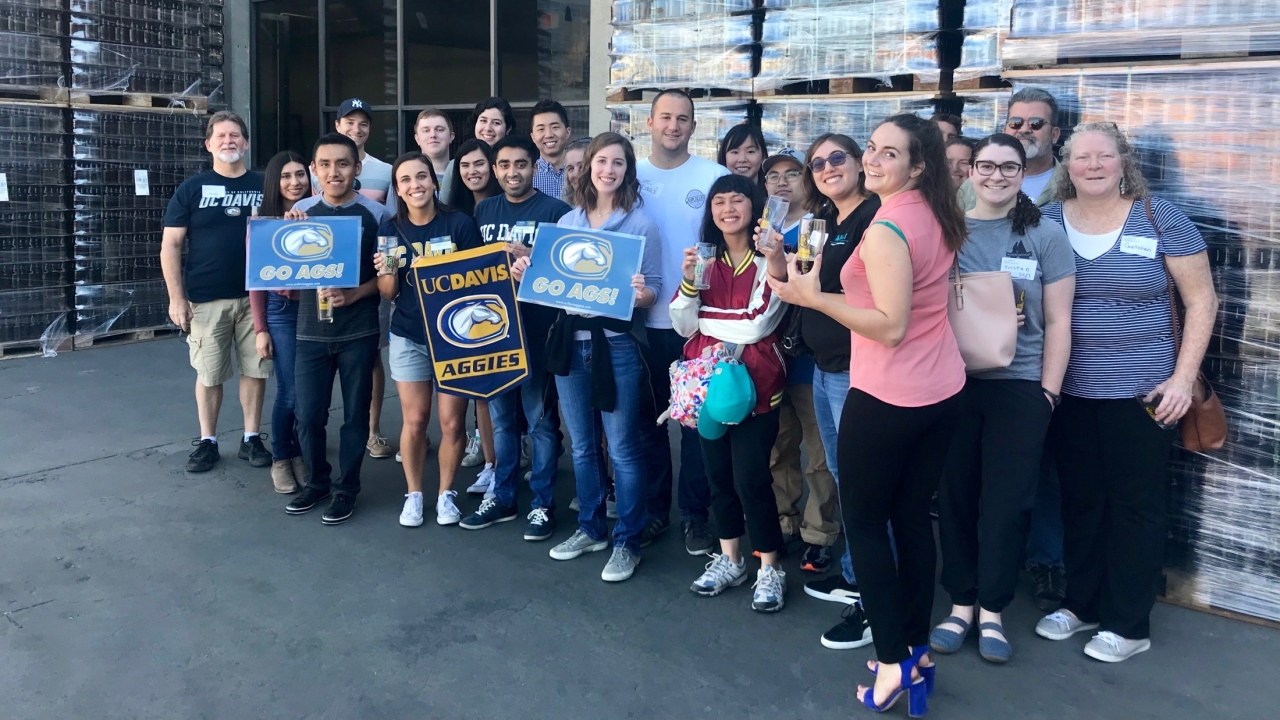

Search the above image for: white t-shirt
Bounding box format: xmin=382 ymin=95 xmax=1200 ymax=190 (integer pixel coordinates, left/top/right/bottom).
xmin=637 ymin=154 xmax=730 ymax=329
xmin=1021 ymin=166 xmax=1054 ymax=203
xmin=311 ymin=152 xmax=393 ymax=204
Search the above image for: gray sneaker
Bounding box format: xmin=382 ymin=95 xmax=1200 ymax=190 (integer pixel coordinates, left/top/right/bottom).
xmin=1035 ymin=610 xmax=1100 ymax=641
xmin=690 ymin=553 xmax=747 ymax=596
xmin=751 ymin=565 xmax=787 ymax=613
xmin=601 ymin=546 xmax=641 ymax=582
xmin=549 ymin=528 xmax=609 ymax=561
xmin=1083 ymin=631 xmax=1151 ymax=663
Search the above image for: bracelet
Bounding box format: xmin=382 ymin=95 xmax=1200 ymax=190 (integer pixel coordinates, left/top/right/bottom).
xmin=1043 ymin=388 xmax=1061 ymax=408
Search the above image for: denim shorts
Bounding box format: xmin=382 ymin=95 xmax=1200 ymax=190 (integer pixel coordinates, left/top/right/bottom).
xmin=388 ymin=333 xmax=434 ymax=383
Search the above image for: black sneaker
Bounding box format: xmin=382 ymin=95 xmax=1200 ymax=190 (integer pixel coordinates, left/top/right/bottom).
xmin=800 ymin=543 xmax=833 ymax=574
xmin=803 ymin=574 xmax=861 ymax=604
xmin=524 ymin=507 xmax=555 ymax=541
xmin=321 ymin=494 xmax=356 ymax=525
xmin=1030 ymin=563 xmax=1065 ymax=613
xmin=286 ymin=486 xmax=331 ymax=515
xmin=459 ymin=497 xmax=518 ymax=530
xmin=186 ymin=439 xmax=220 ymax=473
xmin=238 ymin=435 xmax=272 ymax=468
xmin=682 ymin=518 xmax=715 ymax=556
xmin=638 ymin=516 xmax=670 ymax=548
xmin=821 ymin=603 xmax=874 ymax=650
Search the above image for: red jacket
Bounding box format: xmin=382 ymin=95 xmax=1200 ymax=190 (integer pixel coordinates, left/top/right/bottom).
xmin=669 ymin=249 xmax=787 ymax=416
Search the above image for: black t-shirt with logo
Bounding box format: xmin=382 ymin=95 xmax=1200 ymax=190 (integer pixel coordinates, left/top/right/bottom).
xmin=800 ymin=195 xmax=881 ymax=374
xmin=380 ymin=209 xmax=484 ymax=346
xmin=163 ymin=169 xmax=264 ymax=303
xmin=474 ymin=190 xmax=572 ymax=371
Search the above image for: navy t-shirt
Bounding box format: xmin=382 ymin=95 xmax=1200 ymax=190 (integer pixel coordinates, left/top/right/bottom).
xmin=381 ymin=209 xmax=484 ymax=345
xmin=163 ymin=169 xmax=264 ymax=303
xmin=293 ymin=195 xmax=388 ymax=342
xmin=475 ymin=191 xmax=572 ymax=370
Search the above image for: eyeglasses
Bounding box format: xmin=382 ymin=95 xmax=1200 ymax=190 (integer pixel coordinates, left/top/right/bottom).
xmin=765 ymin=169 xmax=801 ymax=184
xmin=973 ymin=161 xmax=1025 ymax=178
xmin=808 ymin=151 xmax=848 ymax=173
xmin=1006 ymin=117 xmax=1049 ymax=132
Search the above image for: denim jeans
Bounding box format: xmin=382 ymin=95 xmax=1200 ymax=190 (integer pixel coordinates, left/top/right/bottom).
xmin=489 ymin=368 xmax=561 ymax=510
xmin=1026 ymin=452 xmax=1065 ymax=568
xmin=812 ymin=367 xmax=856 ymax=583
xmin=555 ymin=335 xmax=652 ymax=553
xmin=265 ymin=293 xmax=300 ymax=461
xmin=294 ymin=334 xmax=378 ymax=497
xmin=642 ymin=327 xmax=710 ymax=525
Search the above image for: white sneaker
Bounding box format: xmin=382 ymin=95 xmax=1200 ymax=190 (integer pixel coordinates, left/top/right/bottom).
xmin=399 ymin=492 xmax=424 ymax=527
xmin=395 ymin=451 xmax=402 ymax=463
xmin=435 ymin=490 xmax=461 ymax=525
xmin=1084 ymin=631 xmax=1151 ymax=663
xmin=461 ymin=430 xmax=484 ymax=468
xmin=482 ymin=464 xmax=497 ymax=500
xmin=751 ymin=565 xmax=787 ymax=613
xmin=690 ymin=553 xmax=748 ymax=596
xmin=467 ymin=463 xmax=494 ymax=495
xmin=549 ymin=528 xmax=609 ymax=560
xmin=1035 ymin=610 xmax=1100 ymax=641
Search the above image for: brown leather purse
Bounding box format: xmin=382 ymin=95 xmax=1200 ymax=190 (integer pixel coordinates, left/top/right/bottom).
xmin=1146 ymin=199 xmax=1226 ymax=452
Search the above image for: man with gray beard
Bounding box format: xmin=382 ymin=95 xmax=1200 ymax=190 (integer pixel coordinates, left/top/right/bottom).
xmin=957 ymin=87 xmax=1062 ymax=209
xmin=161 ymin=111 xmax=270 ymax=473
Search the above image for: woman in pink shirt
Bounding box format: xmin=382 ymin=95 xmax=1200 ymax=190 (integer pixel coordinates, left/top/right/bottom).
xmin=770 ymin=114 xmax=966 ymax=716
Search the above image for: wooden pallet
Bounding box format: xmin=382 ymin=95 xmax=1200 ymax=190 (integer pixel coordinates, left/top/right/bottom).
xmin=0 ymin=85 xmax=68 ymax=103
xmin=69 ymin=90 xmax=207 ymax=112
xmin=605 ymin=87 xmax=752 ymax=103
xmin=1160 ymin=568 xmax=1280 ymax=631
xmin=937 ymin=75 xmax=1011 ymax=93
xmin=755 ymin=74 xmax=927 ymax=97
xmin=0 ymin=335 xmax=71 ymax=360
xmin=1002 ymin=56 xmax=1280 ymax=80
xmin=1001 ymin=28 xmax=1280 ymax=71
xmin=72 ymin=325 xmax=181 ymax=350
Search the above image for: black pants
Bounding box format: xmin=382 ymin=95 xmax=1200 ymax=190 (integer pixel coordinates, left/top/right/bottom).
xmin=939 ymin=378 xmax=1053 ymax=612
xmin=295 ymin=335 xmax=379 ymax=497
xmin=701 ymin=410 xmax=784 ymax=554
xmin=1049 ymin=393 xmax=1175 ymax=640
xmin=642 ymin=327 xmax=711 ymax=524
xmin=838 ymin=387 xmax=963 ymax=664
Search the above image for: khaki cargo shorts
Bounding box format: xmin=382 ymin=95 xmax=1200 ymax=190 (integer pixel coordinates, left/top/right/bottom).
xmin=187 ymin=297 xmax=273 ymax=387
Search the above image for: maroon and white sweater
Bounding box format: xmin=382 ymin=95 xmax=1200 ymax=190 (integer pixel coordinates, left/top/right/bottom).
xmin=669 ymin=249 xmax=787 ymax=416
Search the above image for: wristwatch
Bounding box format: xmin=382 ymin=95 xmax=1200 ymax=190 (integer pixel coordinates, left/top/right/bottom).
xmin=1043 ymin=388 xmax=1061 ymax=409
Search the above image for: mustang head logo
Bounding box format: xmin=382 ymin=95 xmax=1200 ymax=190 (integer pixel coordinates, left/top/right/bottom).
xmin=273 ymin=223 xmax=334 ymax=261
xmin=438 ymin=296 xmax=509 ymax=348
xmin=551 ymin=235 xmax=613 ymax=279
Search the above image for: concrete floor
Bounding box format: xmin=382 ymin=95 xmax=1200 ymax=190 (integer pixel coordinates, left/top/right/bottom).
xmin=1 ymin=338 xmax=1276 ymax=719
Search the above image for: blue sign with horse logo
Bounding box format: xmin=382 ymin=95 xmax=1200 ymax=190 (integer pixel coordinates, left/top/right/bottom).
xmin=245 ymin=216 xmax=363 ymax=290
xmin=411 ymin=244 xmax=529 ymax=399
xmin=516 ymin=225 xmax=644 ymax=322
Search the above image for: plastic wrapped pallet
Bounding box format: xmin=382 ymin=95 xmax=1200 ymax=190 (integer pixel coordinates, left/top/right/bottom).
xmin=952 ymin=0 xmax=1012 ymax=80
xmin=609 ymin=100 xmax=750 ymax=160
xmin=609 ymin=16 xmax=755 ymax=91
xmin=1009 ymin=62 xmax=1280 ymax=623
xmin=0 ymin=0 xmax=65 ymax=95
xmin=956 ymin=90 xmax=1010 ymax=138
xmin=1004 ymin=0 xmax=1280 ymax=68
xmin=755 ymin=0 xmax=941 ymax=91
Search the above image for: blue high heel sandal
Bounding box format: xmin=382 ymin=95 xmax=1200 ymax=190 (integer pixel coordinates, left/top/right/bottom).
xmin=869 ymin=646 xmax=935 ymax=697
xmin=860 ymin=655 xmax=929 ymax=717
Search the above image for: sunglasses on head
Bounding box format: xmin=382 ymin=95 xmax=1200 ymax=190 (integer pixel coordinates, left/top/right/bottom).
xmin=1006 ymin=117 xmax=1049 ymax=132
xmin=808 ymin=150 xmax=848 ymax=173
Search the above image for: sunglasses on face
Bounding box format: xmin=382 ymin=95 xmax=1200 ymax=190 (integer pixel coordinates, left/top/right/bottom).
xmin=808 ymin=150 xmax=848 ymax=173
xmin=973 ymin=161 xmax=1025 ymax=178
xmin=765 ymin=169 xmax=802 ymax=183
xmin=1006 ymin=117 xmax=1049 ymax=132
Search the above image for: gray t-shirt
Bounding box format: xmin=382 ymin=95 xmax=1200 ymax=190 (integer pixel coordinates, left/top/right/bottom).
xmin=960 ymin=216 xmax=1074 ymax=382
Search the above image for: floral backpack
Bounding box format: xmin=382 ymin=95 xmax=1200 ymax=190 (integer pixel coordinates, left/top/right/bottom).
xmin=660 ymin=342 xmax=739 ymax=430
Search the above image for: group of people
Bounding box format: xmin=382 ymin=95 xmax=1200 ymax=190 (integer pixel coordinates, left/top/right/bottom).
xmin=160 ymin=86 xmax=1217 ymax=714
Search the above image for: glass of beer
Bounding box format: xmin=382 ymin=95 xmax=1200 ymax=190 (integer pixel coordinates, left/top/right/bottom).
xmin=756 ymin=195 xmax=790 ymax=251
xmin=377 ymin=236 xmax=396 ymax=275
xmin=317 ymin=289 xmax=334 ymax=322
xmin=798 ymin=218 xmax=826 ymax=274
xmin=693 ymin=242 xmax=716 ymax=289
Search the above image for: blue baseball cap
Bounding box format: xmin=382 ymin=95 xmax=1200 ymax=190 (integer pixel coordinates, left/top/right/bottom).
xmin=697 ymin=360 xmax=756 ymax=440
xmin=337 ymin=98 xmax=371 ymax=121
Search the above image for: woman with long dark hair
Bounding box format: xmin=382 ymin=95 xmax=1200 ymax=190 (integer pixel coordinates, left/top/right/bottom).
xmin=373 ymin=152 xmax=484 ymax=528
xmin=510 ymin=132 xmax=663 ymax=583
xmin=249 ymin=150 xmax=310 ymax=494
xmin=447 ymin=138 xmax=501 ymax=216
xmin=931 ymin=134 xmax=1075 ymax=664
xmin=717 ymin=124 xmax=769 ymax=186
xmin=769 ymin=114 xmax=968 ymax=715
xmin=673 ymin=173 xmax=790 ymax=611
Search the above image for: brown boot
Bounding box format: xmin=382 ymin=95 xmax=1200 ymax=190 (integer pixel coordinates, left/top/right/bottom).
xmin=291 ymin=456 xmax=308 ymax=487
xmin=271 ymin=459 xmax=298 ymax=494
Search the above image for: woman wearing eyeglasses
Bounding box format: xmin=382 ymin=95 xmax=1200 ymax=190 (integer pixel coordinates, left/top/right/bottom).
xmin=930 ymin=134 xmax=1075 ymax=664
xmin=760 ymin=133 xmax=881 ymax=650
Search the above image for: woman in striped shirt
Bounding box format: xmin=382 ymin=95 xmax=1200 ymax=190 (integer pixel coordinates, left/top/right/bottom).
xmin=1034 ymin=122 xmax=1217 ymax=663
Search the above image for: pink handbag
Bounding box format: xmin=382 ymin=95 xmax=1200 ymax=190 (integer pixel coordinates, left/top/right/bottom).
xmin=946 ymin=257 xmax=1018 ymax=372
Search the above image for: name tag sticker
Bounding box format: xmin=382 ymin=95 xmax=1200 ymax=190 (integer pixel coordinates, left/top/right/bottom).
xmin=202 ymin=184 xmax=226 ymax=199
xmin=1119 ymin=235 xmax=1157 ymax=259
xmin=1000 ymin=256 xmax=1038 ymax=281
xmin=134 ymin=169 xmax=150 ymax=196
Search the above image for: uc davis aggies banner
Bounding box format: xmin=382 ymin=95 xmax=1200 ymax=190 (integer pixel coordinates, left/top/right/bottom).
xmin=410 ymin=244 xmax=529 ymax=399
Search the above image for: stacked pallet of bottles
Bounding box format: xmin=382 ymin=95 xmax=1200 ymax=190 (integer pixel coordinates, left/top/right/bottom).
xmin=1003 ymin=1 xmax=1280 ymax=623
xmin=0 ymin=102 xmax=71 ymax=355
xmin=71 ymin=107 xmax=205 ymax=342
xmin=954 ymin=0 xmax=1011 ymax=81
xmin=608 ymin=0 xmax=756 ymax=93
xmin=0 ymin=0 xmax=65 ymax=101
